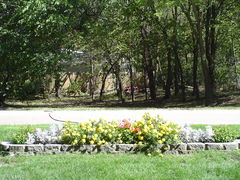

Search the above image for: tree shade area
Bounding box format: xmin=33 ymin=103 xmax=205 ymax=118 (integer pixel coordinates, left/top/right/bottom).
xmin=0 ymin=0 xmax=240 ymax=107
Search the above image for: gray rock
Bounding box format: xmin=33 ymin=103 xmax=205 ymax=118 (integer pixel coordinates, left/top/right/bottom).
xmin=61 ymin=144 xmax=72 ymax=152
xmin=222 ymin=143 xmax=238 ymax=150
xmin=99 ymin=144 xmax=116 ymax=153
xmin=9 ymin=144 xmax=26 ymax=153
xmin=86 ymin=145 xmax=98 ymax=154
xmin=187 ymin=143 xmax=205 ymax=150
xmin=205 ymin=143 xmax=224 ymax=150
xmin=170 ymin=144 xmax=187 ymax=151
xmin=233 ymin=140 xmax=240 ymax=149
xmin=157 ymin=144 xmax=170 ymax=151
xmin=116 ymin=144 xmax=135 ymax=152
xmin=44 ymin=144 xmax=61 ymax=153
xmin=26 ymin=144 xmax=44 ymax=153
xmin=0 ymin=141 xmax=11 ymax=151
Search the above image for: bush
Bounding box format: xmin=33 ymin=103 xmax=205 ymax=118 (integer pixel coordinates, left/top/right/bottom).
xmin=179 ymin=125 xmax=214 ymax=143
xmin=12 ymin=126 xmax=36 ymax=144
xmin=26 ymin=124 xmax=63 ymax=144
xmin=213 ymin=127 xmax=239 ymax=142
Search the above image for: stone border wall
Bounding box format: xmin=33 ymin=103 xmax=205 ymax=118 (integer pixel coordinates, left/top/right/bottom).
xmin=1 ymin=141 xmax=240 ymax=156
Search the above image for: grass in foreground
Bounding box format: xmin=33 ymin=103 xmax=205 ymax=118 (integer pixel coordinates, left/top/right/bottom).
xmin=0 ymin=151 xmax=239 ymax=180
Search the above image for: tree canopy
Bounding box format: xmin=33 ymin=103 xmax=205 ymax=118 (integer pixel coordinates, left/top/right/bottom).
xmin=1 ymin=0 xmax=240 ymax=106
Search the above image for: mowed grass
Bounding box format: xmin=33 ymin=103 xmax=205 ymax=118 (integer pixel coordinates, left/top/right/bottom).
xmin=0 ymin=151 xmax=239 ymax=180
xmin=191 ymin=124 xmax=240 ymax=132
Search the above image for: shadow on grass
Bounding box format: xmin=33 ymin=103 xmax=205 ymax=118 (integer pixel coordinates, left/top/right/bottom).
xmin=1 ymin=92 xmax=240 ymax=110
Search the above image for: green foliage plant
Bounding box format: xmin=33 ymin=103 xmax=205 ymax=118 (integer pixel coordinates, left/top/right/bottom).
xmin=213 ymin=126 xmax=239 ymax=143
xmin=12 ymin=126 xmax=36 ymax=144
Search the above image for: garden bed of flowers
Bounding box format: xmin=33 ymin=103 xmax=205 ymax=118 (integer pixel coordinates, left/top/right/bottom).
xmin=1 ymin=113 xmax=240 ymax=157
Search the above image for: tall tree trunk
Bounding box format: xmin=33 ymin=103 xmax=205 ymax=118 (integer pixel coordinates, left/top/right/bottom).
xmin=115 ymin=71 xmax=124 ymax=103
xmin=192 ymin=3 xmax=214 ymax=105
xmin=141 ymin=26 xmax=156 ymax=100
xmin=165 ymin=47 xmax=173 ymax=99
xmin=55 ymin=73 xmax=62 ymax=98
xmin=143 ymin=71 xmax=148 ymax=100
xmin=192 ymin=34 xmax=200 ymax=99
xmin=129 ymin=62 xmax=134 ymax=102
xmin=99 ymin=65 xmax=113 ymax=102
xmin=89 ymin=57 xmax=94 ymax=101
xmin=206 ymin=4 xmax=217 ymax=95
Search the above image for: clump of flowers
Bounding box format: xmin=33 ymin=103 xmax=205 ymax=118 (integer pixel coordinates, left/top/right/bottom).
xmin=179 ymin=124 xmax=214 ymax=143
xmin=60 ymin=113 xmax=180 ymax=156
xmin=61 ymin=119 xmax=119 ymax=146
xmin=130 ymin=113 xmax=180 ymax=155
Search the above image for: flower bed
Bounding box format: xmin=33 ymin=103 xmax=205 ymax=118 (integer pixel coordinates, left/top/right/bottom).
xmin=1 ymin=113 xmax=240 ymax=157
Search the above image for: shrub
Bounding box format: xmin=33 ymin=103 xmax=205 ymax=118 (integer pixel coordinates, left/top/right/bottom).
xmin=12 ymin=126 xmax=36 ymax=144
xmin=213 ymin=126 xmax=239 ymax=142
xmin=26 ymin=124 xmax=63 ymax=144
xmin=179 ymin=124 xmax=214 ymax=143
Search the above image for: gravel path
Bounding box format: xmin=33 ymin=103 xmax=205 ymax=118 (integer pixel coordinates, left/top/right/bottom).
xmin=0 ymin=110 xmax=240 ymax=125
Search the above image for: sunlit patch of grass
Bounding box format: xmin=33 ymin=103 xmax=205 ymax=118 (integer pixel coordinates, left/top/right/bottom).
xmin=0 ymin=151 xmax=239 ymax=180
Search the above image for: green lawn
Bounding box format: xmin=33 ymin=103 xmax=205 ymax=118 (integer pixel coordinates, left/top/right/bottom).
xmin=0 ymin=151 xmax=239 ymax=180
xmin=191 ymin=124 xmax=240 ymax=131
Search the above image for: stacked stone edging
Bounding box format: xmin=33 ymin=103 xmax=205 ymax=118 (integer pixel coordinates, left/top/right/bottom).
xmin=1 ymin=141 xmax=239 ymax=156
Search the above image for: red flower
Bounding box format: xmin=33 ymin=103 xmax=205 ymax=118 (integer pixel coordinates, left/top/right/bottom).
xmin=130 ymin=127 xmax=140 ymax=133
xmin=118 ymin=125 xmax=124 ymax=128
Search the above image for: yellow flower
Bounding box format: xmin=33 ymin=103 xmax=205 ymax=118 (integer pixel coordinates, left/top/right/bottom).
xmin=147 ymin=153 xmax=152 ymax=157
xmin=138 ymin=136 xmax=144 ymax=140
xmin=158 ymin=153 xmax=164 ymax=158
xmin=82 ymin=135 xmax=87 ymax=139
xmin=57 ymin=136 xmax=62 ymax=140
xmin=149 ymin=124 xmax=154 ymax=129
xmin=162 ymin=138 xmax=166 ymax=142
xmin=72 ymin=139 xmax=78 ymax=145
xmin=97 ymin=141 xmax=102 ymax=146
xmin=138 ymin=141 xmax=143 ymax=146
xmin=108 ymin=134 xmax=112 ymax=139
xmin=90 ymin=140 xmax=94 ymax=145
xmin=81 ymin=139 xmax=86 ymax=143
xmin=158 ymin=140 xmax=163 ymax=144
xmin=174 ymin=135 xmax=178 ymax=140
xmin=142 ymin=129 xmax=148 ymax=133
xmin=163 ymin=146 xmax=168 ymax=151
